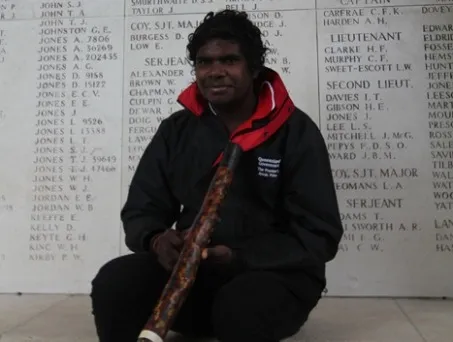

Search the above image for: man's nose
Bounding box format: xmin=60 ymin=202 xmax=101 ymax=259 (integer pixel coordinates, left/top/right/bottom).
xmin=208 ymin=61 xmax=226 ymax=76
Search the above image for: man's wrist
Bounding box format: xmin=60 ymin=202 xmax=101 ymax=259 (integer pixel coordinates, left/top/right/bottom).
xmin=150 ymin=233 xmax=163 ymax=252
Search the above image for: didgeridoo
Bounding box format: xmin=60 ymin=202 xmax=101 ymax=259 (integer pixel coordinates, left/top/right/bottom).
xmin=137 ymin=142 xmax=243 ymax=342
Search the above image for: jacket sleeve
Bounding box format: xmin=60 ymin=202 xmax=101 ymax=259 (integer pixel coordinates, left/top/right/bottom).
xmin=121 ymin=119 xmax=181 ymax=253
xmin=235 ymin=116 xmax=344 ymax=271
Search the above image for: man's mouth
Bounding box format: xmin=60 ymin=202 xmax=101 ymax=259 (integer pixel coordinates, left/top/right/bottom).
xmin=208 ymin=85 xmax=231 ymax=91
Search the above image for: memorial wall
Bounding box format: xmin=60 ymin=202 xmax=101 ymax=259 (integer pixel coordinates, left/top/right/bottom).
xmin=0 ymin=0 xmax=451 ymax=297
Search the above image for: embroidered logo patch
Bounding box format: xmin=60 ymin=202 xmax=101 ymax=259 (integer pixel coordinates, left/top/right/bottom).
xmin=257 ymin=157 xmax=281 ymax=179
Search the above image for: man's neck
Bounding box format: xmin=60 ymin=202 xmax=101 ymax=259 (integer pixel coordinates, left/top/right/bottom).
xmin=209 ymin=94 xmax=257 ymax=134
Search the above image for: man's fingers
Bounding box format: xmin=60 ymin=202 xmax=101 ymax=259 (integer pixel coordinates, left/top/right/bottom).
xmin=201 ymin=245 xmax=233 ymax=265
xmin=166 ymin=231 xmax=184 ymax=248
xmin=201 ymin=248 xmax=208 ymax=259
xmin=159 ymin=256 xmax=173 ymax=271
xmin=181 ymin=230 xmax=190 ymax=239
xmin=163 ymin=261 xmax=172 ymax=272
xmin=164 ymin=247 xmax=180 ymax=266
xmin=201 ymin=246 xmax=225 ymax=259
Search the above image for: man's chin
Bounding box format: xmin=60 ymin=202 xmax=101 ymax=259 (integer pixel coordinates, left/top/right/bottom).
xmin=206 ymin=96 xmax=233 ymax=107
xmin=201 ymin=88 xmax=234 ymax=105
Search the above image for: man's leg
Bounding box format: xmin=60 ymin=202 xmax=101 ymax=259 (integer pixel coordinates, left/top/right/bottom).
xmin=90 ymin=252 xmax=219 ymax=342
xmin=211 ymin=271 xmax=322 ymax=342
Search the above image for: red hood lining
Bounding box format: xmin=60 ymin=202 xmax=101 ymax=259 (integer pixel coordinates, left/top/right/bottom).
xmin=209 ymin=80 xmax=276 ymax=122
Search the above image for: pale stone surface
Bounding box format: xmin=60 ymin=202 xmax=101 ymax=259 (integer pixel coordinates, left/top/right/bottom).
xmin=1 ymin=295 xmax=452 ymax=342
xmin=0 ymin=294 xmax=67 ymax=334
xmin=296 ymin=298 xmax=426 ymax=342
xmin=1 ymin=0 xmax=453 ymax=300
xmin=396 ymin=298 xmax=453 ymax=342
xmin=1 ymin=295 xmax=97 ymax=342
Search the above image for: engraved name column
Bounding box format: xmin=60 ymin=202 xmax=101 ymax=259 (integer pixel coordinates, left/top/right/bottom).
xmin=422 ymin=4 xmax=453 ymax=258
xmin=0 ymin=24 xmax=6 ymax=64
xmin=0 ymin=0 xmax=15 ymax=64
xmin=32 ymin=2 xmax=72 ymax=265
xmin=317 ymin=0 xmax=442 ymax=296
xmin=0 ymin=0 xmax=19 ymax=288
xmin=27 ymin=0 xmax=124 ymax=293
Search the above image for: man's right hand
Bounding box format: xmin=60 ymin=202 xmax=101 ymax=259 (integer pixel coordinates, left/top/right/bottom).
xmin=150 ymin=230 xmax=188 ymax=271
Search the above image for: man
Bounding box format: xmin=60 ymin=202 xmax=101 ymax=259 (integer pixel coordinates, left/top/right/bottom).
xmin=90 ymin=9 xmax=343 ymax=342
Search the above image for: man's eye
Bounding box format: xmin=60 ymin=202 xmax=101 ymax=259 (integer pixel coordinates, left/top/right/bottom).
xmin=196 ymin=58 xmax=208 ymax=65
xmin=223 ymin=58 xmax=236 ymax=64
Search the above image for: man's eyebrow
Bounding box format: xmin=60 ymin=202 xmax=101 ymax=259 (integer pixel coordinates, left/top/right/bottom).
xmin=220 ymin=54 xmax=241 ymax=59
xmin=196 ymin=54 xmax=242 ymax=61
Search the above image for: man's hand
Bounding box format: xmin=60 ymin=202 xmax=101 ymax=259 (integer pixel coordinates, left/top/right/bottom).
xmin=151 ymin=230 xmax=187 ymax=271
xmin=151 ymin=229 xmax=237 ymax=272
xmin=201 ymin=245 xmax=233 ymax=265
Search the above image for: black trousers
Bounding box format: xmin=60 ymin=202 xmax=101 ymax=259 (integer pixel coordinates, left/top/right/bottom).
xmin=90 ymin=252 xmax=322 ymax=342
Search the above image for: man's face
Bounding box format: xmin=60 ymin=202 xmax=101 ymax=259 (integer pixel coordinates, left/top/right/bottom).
xmin=194 ymin=38 xmax=255 ymax=107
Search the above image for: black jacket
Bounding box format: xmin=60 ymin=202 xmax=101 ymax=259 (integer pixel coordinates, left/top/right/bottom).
xmin=121 ymin=68 xmax=343 ymax=290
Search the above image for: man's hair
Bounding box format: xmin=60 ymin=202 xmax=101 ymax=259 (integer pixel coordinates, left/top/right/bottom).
xmin=186 ymin=10 xmax=268 ymax=73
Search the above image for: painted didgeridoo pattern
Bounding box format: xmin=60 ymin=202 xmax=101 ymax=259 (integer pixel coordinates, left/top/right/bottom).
xmin=137 ymin=142 xmax=243 ymax=342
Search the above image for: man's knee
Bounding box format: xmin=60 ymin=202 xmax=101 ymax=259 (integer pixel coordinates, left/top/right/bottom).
xmin=90 ymin=253 xmax=165 ymax=304
xmin=91 ymin=257 xmax=128 ymax=311
xmin=210 ymin=272 xmax=314 ymax=342
xmin=210 ymin=272 xmax=275 ymax=341
xmin=211 ymin=285 xmax=257 ymax=342
xmin=92 ymin=255 xmax=131 ymax=295
xmin=89 ymin=253 xmax=168 ymax=341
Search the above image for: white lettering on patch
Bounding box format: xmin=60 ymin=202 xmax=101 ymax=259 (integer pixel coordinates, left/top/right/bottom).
xmin=257 ymin=157 xmax=281 ymax=179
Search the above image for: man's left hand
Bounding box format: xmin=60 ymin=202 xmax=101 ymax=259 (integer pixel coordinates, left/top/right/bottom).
xmin=201 ymin=245 xmax=233 ymax=264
